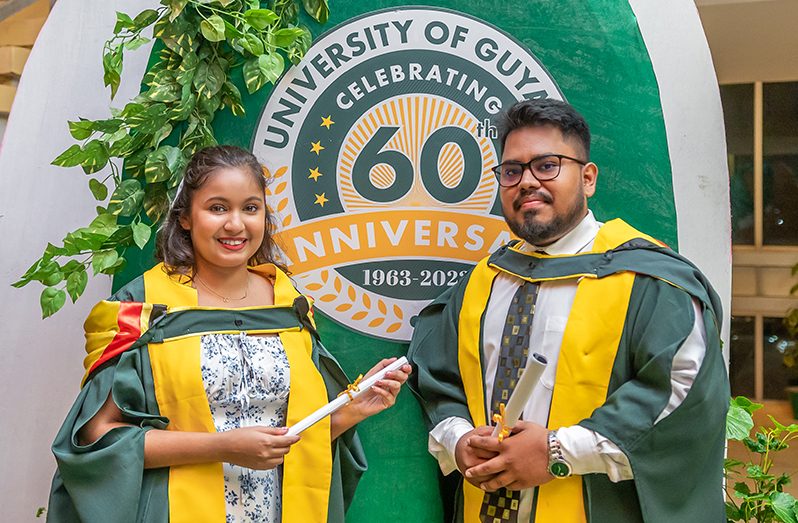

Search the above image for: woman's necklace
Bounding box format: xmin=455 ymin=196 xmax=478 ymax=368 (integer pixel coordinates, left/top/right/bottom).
xmin=194 ymin=273 xmax=249 ymax=303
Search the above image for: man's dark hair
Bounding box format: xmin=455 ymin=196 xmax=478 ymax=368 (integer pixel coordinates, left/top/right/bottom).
xmin=497 ymin=99 xmax=591 ymax=159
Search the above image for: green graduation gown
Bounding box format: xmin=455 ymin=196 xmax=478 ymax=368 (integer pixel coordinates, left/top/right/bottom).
xmin=408 ymin=220 xmax=729 ymax=522
xmin=48 ymin=264 xmax=366 ymax=523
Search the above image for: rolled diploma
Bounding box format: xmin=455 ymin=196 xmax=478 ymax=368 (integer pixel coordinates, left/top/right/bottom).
xmin=491 ymin=352 xmax=548 ymax=438
xmin=287 ymin=356 xmax=409 ymax=436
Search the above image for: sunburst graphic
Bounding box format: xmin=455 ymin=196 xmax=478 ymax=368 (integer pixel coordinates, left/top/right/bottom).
xmin=338 ymin=94 xmax=497 ymax=211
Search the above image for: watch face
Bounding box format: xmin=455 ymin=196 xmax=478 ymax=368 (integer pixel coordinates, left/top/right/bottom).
xmin=549 ymin=461 xmax=571 ymax=478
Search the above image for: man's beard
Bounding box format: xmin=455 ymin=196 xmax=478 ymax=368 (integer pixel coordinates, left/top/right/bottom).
xmin=505 ymin=189 xmax=587 ymax=246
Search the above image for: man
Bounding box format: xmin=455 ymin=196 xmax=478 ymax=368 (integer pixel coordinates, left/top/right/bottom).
xmin=407 ymin=99 xmax=728 ymax=522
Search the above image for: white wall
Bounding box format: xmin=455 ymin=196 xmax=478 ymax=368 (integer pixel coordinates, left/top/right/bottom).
xmin=0 ymin=1 xmax=153 ymax=519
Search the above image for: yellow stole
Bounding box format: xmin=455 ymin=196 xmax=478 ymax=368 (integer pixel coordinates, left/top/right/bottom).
xmin=142 ymin=263 xmax=333 ymax=523
xmin=458 ymin=219 xmax=661 ymax=523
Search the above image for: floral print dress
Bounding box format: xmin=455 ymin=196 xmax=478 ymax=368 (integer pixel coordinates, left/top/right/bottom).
xmin=200 ymin=332 xmax=290 ymax=523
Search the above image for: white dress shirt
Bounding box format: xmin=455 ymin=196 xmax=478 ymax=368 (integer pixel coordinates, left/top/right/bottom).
xmin=428 ymin=211 xmax=707 ymax=519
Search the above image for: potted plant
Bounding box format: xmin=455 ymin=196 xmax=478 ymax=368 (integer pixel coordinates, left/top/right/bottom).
xmin=725 ymin=396 xmax=798 ymax=522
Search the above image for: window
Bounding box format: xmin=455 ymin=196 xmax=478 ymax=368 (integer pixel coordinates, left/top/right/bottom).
xmin=721 ymin=81 xmax=798 ymax=247
xmin=723 ymin=81 xmax=798 ymax=402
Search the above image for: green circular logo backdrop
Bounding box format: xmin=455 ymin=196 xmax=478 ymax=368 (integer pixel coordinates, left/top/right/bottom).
xmin=254 ymin=7 xmax=564 ymax=341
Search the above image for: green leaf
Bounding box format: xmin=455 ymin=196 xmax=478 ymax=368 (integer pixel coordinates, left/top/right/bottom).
xmin=132 ymin=9 xmax=160 ymax=31
xmin=193 ymin=61 xmax=225 ymax=99
xmin=68 ymin=119 xmax=94 ymax=140
xmin=242 ymin=53 xmax=283 ymax=94
xmin=287 ymin=25 xmax=312 ymax=65
xmin=145 ymin=146 xmax=184 ymax=183
xmin=124 ymin=36 xmax=150 ymax=51
xmin=200 ymin=14 xmax=226 ymax=42
xmin=93 ymin=118 xmax=124 ymax=134
xmin=243 ymin=8 xmax=278 ymax=30
xmin=89 ymin=212 xmax=118 ymax=232
xmin=80 ymin=140 xmax=109 ymax=174
xmin=772 ymin=492 xmax=798 ymax=523
xmin=61 ymin=260 xmax=83 ymax=274
xmin=107 ymin=179 xmax=144 ymax=217
xmin=132 ymin=222 xmax=152 ymax=249
xmin=168 ymin=0 xmax=189 ymax=21
xmin=272 ymin=27 xmax=305 ymax=48
xmin=733 ymin=481 xmax=751 ymax=496
xmin=63 ymin=229 xmax=110 ymax=252
xmin=52 ymin=144 xmax=86 ymax=167
xmin=147 ymin=81 xmax=181 ymax=102
xmin=66 ymin=269 xmax=88 ymax=303
xmin=302 ymin=0 xmax=329 ymax=24
xmin=176 ymin=51 xmax=199 ymax=85
xmin=101 ymin=256 xmax=127 ymax=275
xmin=114 ymin=12 xmax=135 ymax=33
xmin=126 ymin=103 xmax=168 ymax=134
xmin=92 ymin=249 xmax=120 ymax=275
xmin=89 ymin=179 xmax=108 ymax=200
xmin=727 ymin=398 xmax=755 ymax=440
xmin=732 ymin=396 xmax=764 ymax=416
xmin=102 ymin=46 xmax=123 ymax=99
xmin=40 ymin=287 xmax=67 ymax=318
xmin=125 ymin=148 xmax=149 ymax=178
xmin=144 ymin=183 xmax=170 ymax=223
xmin=239 ymin=34 xmax=265 ymax=56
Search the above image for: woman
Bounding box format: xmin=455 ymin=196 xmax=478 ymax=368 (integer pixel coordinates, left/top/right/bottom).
xmin=48 ymin=145 xmax=410 ymax=523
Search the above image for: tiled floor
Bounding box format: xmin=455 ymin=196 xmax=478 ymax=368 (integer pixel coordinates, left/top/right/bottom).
xmin=726 ymin=400 xmax=798 ymax=500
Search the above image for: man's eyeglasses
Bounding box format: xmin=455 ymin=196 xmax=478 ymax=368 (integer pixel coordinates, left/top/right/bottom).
xmin=491 ymin=154 xmax=587 ymax=187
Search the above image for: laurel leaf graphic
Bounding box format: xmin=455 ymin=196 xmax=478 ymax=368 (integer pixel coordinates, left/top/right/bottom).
xmin=262 ymin=165 xmax=271 ymax=178
xmin=362 ymin=294 xmax=371 ymax=308
xmin=334 ymin=277 xmax=342 ymax=293
xmin=319 ymin=294 xmax=336 ymax=302
xmin=368 ymin=317 xmax=385 ymax=327
xmin=274 ymin=182 xmax=287 ymax=194
xmin=352 ymin=311 xmax=368 ymax=321
xmin=348 ymin=286 xmax=356 ymax=301
xmin=377 ymin=299 xmax=387 ymax=315
xmin=275 ymin=166 xmax=288 ymax=178
xmin=335 ymin=303 xmax=352 ymax=312
xmin=321 ymin=270 xmax=329 ymax=282
xmin=277 ymin=199 xmax=288 ymax=212
xmin=393 ymin=305 xmax=403 ymax=319
xmin=305 ymin=283 xmax=323 ymax=291
xmin=282 ymin=215 xmax=292 ymax=226
xmin=386 ymin=322 xmax=402 ymax=333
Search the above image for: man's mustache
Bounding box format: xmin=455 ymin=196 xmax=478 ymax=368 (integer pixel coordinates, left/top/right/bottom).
xmin=513 ymin=190 xmax=553 ymax=211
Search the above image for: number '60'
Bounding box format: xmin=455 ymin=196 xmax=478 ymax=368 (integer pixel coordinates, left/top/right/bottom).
xmin=351 ymin=126 xmax=483 ymax=204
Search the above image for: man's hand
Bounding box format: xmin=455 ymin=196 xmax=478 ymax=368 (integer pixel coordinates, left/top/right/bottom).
xmin=464 ymin=421 xmax=552 ymax=491
xmin=455 ymin=425 xmax=499 ymax=487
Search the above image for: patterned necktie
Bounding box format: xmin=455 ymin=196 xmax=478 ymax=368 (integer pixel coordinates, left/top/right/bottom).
xmin=479 ymin=281 xmax=540 ymax=523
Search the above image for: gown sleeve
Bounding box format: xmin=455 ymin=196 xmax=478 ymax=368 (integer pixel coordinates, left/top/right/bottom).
xmin=578 ymin=276 xmax=729 ymax=522
xmin=48 ymin=348 xmax=170 ymax=523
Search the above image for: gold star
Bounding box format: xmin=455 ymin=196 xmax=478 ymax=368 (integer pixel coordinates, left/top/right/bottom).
xmin=310 ymin=141 xmax=325 ymax=155
xmin=320 ymin=115 xmax=334 ymax=129
xmin=308 ymin=167 xmax=323 ymax=181
xmin=314 ymin=193 xmax=329 ymax=207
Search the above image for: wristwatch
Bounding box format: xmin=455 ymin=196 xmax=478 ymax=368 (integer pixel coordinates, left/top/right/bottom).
xmin=547 ymin=430 xmax=572 ymax=478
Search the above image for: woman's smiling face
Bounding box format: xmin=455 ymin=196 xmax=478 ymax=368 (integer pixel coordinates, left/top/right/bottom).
xmin=179 ymin=166 xmax=266 ymax=273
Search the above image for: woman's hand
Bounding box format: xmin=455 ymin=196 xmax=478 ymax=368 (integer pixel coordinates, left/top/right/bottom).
xmin=330 ymin=358 xmax=412 ymax=439
xmin=220 ymin=426 xmax=300 ymax=470
xmin=349 ymin=358 xmax=412 ymax=419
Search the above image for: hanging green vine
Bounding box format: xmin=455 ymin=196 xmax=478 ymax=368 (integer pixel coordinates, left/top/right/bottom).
xmin=13 ymin=0 xmax=328 ymax=317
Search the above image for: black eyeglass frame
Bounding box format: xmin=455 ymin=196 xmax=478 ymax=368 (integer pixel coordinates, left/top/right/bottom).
xmin=491 ymin=154 xmax=588 ymax=187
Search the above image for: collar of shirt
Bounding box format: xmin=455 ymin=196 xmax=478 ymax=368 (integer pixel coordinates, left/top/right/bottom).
xmin=518 ymin=210 xmax=602 ymax=255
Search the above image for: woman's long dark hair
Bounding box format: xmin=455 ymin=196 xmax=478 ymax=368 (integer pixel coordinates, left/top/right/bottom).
xmin=155 ymin=145 xmax=285 ymax=275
